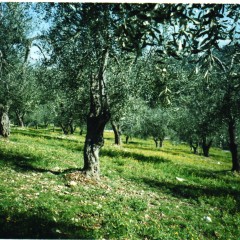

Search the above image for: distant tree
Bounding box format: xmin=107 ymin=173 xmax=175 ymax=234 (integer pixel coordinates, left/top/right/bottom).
xmin=9 ymin=67 xmax=40 ymax=127
xmin=119 ymin=98 xmax=147 ymax=144
xmin=140 ymin=108 xmax=169 ymax=148
xmin=210 ymin=45 xmax=240 ymax=171
xmin=108 ymin=52 xmax=145 ymax=145
xmin=0 ymin=3 xmax=30 ymax=136
xmin=171 ymin=107 xmax=200 ymax=154
xmin=26 ymin=103 xmax=56 ymax=129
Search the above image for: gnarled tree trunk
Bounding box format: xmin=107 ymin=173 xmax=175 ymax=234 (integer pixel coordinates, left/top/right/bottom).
xmin=0 ymin=104 xmax=10 ymax=138
xmin=228 ymin=119 xmax=240 ymax=172
xmin=82 ymin=49 xmax=110 ymax=178
xmin=111 ymin=121 xmax=121 ymax=145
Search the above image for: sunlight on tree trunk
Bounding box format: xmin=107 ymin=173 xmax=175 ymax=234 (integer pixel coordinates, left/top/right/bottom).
xmin=111 ymin=121 xmax=121 ymax=145
xmin=0 ymin=104 xmax=10 ymax=138
xmin=15 ymin=111 xmax=24 ymax=128
xmin=82 ymin=49 xmax=110 ymax=178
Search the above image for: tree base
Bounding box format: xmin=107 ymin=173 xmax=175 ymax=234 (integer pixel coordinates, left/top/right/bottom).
xmin=65 ymin=170 xmax=100 ymax=186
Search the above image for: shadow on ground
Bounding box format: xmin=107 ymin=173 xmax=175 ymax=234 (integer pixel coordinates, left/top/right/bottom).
xmin=101 ymin=148 xmax=169 ymax=164
xmin=0 ymin=207 xmax=95 ymax=239
xmin=12 ymin=130 xmax=81 ymax=143
xmin=142 ymin=177 xmax=240 ymax=212
xmin=0 ymin=151 xmax=81 ymax=175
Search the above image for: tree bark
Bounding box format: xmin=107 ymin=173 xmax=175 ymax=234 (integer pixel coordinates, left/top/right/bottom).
xmin=154 ymin=138 xmax=159 ymax=148
xmin=83 ymin=113 xmax=110 ymax=177
xmin=111 ymin=121 xmax=121 ymax=145
xmin=125 ymin=135 xmax=129 ymax=144
xmin=190 ymin=141 xmax=198 ymax=154
xmin=159 ymin=138 xmax=163 ymax=148
xmin=228 ymin=119 xmax=240 ymax=172
xmin=15 ymin=110 xmax=24 ymax=127
xmin=0 ymin=104 xmax=10 ymax=138
xmin=192 ymin=145 xmax=198 ymax=154
xmin=70 ymin=120 xmax=76 ymax=134
xmin=61 ymin=124 xmax=69 ymax=135
xmin=82 ymin=48 xmax=110 ymax=178
xmin=201 ymin=137 xmax=212 ymax=157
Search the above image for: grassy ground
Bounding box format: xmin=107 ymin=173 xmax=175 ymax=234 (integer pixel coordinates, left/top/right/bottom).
xmin=0 ymin=128 xmax=239 ymax=239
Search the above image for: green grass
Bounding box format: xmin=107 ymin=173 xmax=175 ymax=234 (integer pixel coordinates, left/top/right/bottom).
xmin=0 ymin=128 xmax=239 ymax=239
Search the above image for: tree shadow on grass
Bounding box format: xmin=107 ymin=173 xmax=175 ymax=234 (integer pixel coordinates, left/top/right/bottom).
xmin=12 ymin=130 xmax=81 ymax=143
xmin=0 ymin=207 xmax=95 ymax=239
xmin=101 ymin=148 xmax=169 ymax=164
xmin=142 ymin=177 xmax=240 ymax=212
xmin=124 ymin=143 xmax=195 ymax=158
xmin=0 ymin=151 xmax=81 ymax=175
xmin=166 ymin=164 xmax=238 ymax=184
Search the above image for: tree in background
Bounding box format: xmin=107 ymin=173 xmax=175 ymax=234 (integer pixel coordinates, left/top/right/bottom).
xmin=108 ymin=52 xmax=146 ymax=145
xmin=119 ymin=98 xmax=148 ymax=144
xmin=0 ymin=3 xmax=30 ymax=136
xmin=0 ymin=3 xmax=46 ymax=133
xmin=140 ymin=108 xmax=169 ymax=148
xmin=209 ymin=45 xmax=240 ymax=171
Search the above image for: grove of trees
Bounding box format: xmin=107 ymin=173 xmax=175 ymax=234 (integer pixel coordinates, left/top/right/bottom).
xmin=0 ymin=3 xmax=240 ymax=178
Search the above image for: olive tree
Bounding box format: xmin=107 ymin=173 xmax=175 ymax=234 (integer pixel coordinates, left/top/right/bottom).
xmin=0 ymin=3 xmax=29 ymax=136
xmin=45 ymin=3 xmax=240 ymax=178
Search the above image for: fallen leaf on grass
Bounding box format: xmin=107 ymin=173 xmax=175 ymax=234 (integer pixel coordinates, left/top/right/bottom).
xmin=203 ymin=216 xmax=212 ymax=222
xmin=67 ymin=181 xmax=77 ymax=187
xmin=176 ymin=177 xmax=186 ymax=182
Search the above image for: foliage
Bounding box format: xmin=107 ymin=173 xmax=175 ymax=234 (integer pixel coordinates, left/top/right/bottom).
xmin=139 ymin=107 xmax=169 ymax=147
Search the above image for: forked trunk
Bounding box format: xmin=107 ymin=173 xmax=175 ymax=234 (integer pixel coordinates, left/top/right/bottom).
xmin=111 ymin=121 xmax=121 ymax=145
xmin=82 ymin=48 xmax=110 ymax=179
xmin=0 ymin=104 xmax=10 ymax=138
xmin=154 ymin=138 xmax=159 ymax=148
xmin=228 ymin=119 xmax=240 ymax=172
